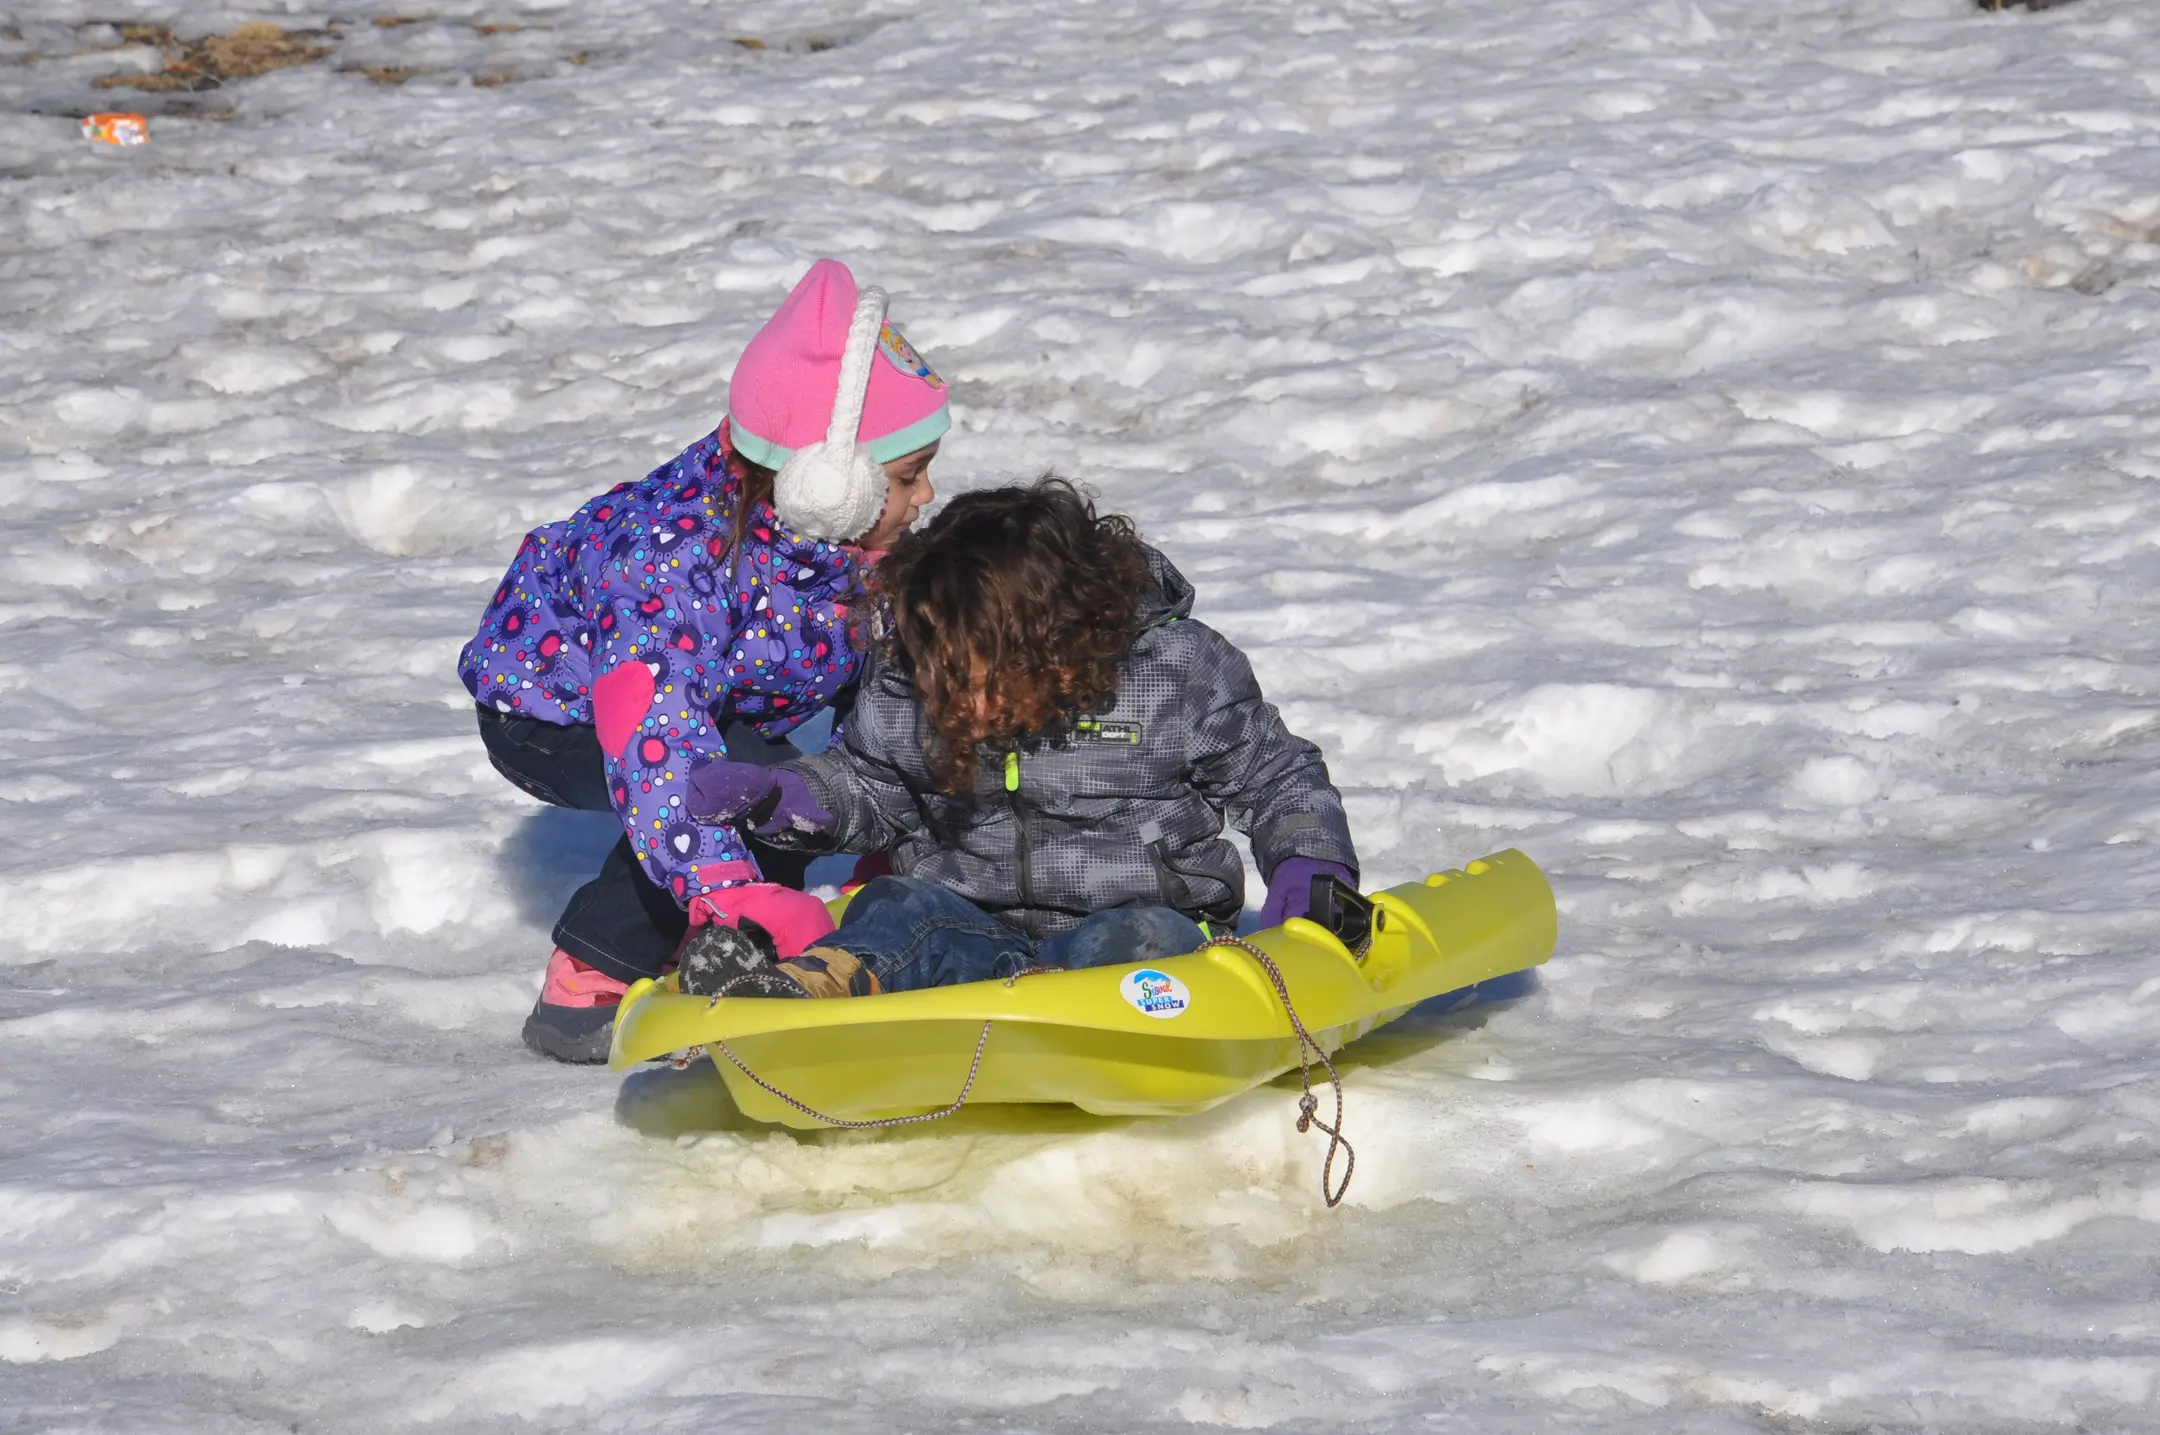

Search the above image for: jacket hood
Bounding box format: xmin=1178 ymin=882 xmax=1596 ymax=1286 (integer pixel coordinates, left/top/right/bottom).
xmin=1137 ymin=545 xmax=1195 ymax=629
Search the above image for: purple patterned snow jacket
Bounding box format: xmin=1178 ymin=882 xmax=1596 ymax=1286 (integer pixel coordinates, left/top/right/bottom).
xmin=459 ymin=423 xmax=864 ymax=906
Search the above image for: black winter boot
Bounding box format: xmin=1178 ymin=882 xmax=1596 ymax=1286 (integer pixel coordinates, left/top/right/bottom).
xmin=676 ymin=919 xmax=805 ymax=999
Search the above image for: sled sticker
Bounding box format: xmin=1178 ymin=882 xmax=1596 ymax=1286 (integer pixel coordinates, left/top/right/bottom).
xmin=878 ymin=322 xmax=944 ymax=389
xmin=1121 ymin=968 xmax=1191 ymax=1020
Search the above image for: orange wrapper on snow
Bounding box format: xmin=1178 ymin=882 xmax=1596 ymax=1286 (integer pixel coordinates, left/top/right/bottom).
xmin=81 ymin=113 xmax=150 ymax=146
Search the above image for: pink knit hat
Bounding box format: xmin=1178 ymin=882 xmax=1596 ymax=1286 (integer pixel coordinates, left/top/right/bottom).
xmin=728 ymin=259 xmax=950 ymax=474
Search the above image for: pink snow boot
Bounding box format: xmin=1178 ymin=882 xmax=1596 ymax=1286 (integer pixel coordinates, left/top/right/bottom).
xmin=521 ymin=949 xmax=630 ymax=1064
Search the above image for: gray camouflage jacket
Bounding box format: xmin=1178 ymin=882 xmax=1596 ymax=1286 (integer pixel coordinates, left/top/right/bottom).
xmin=776 ymin=549 xmax=1358 ymax=937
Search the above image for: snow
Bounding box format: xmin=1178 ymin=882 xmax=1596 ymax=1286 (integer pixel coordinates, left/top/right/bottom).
xmin=5 ymin=0 xmax=2160 ymax=1427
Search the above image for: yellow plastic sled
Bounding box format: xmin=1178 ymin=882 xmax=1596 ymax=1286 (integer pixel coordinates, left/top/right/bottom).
xmin=608 ymin=848 xmax=1556 ymax=1129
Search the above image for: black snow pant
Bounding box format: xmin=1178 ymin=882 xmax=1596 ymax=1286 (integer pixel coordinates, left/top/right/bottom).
xmin=476 ymin=706 xmax=813 ymax=984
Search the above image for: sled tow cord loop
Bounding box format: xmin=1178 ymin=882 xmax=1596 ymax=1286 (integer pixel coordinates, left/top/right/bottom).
xmin=1200 ymin=935 xmax=1356 ymax=1208
xmin=705 ymin=1018 xmax=994 ymax=1130
xmin=668 ymin=965 xmax=1063 ymax=1129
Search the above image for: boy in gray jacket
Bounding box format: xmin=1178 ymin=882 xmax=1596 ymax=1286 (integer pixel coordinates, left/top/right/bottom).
xmin=679 ymin=478 xmax=1358 ymax=997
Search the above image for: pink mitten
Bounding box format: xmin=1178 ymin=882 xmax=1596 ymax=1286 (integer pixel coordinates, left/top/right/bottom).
xmin=686 ymin=882 xmax=836 ymax=958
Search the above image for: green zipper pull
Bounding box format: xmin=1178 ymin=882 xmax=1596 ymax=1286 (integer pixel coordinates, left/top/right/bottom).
xmin=1004 ymin=750 xmax=1020 ymax=792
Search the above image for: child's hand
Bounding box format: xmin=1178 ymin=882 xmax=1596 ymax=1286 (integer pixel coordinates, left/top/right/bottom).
xmin=686 ymin=760 xmax=780 ymax=823
xmin=1258 ymin=857 xmax=1357 ymax=929
xmin=686 ymin=761 xmax=833 ymax=838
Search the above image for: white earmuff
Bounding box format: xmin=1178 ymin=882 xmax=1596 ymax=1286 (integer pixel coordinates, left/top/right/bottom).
xmin=772 ymin=286 xmax=890 ymax=542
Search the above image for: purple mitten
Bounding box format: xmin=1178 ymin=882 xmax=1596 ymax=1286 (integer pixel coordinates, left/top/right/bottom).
xmin=685 ymin=759 xmax=780 ymax=824
xmin=748 ymin=768 xmax=833 ymax=838
xmin=686 ymin=760 xmax=834 ymax=837
xmin=1258 ymin=857 xmax=1357 ymax=929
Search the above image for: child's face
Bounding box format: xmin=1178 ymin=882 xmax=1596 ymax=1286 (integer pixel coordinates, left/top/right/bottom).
xmin=855 ymin=442 xmax=939 ymax=552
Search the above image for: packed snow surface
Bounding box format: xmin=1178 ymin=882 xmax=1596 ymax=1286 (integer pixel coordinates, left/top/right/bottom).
xmin=6 ymin=0 xmax=2160 ymax=1428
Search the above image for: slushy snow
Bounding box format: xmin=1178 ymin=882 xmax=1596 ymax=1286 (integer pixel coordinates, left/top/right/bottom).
xmin=6 ymin=0 xmax=2160 ymax=1428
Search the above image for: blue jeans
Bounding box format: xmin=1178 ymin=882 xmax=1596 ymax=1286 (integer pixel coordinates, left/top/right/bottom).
xmin=822 ymin=876 xmax=1207 ymax=992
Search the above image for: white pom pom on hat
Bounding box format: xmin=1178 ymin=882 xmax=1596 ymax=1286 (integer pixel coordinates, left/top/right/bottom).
xmin=772 ymin=286 xmax=891 ymax=542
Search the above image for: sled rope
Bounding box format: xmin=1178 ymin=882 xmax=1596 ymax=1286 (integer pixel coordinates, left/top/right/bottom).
xmin=705 ymin=1018 xmax=995 ymax=1130
xmin=1200 ymin=935 xmax=1356 ymax=1208
xmin=680 ymin=965 xmax=1061 ymax=1129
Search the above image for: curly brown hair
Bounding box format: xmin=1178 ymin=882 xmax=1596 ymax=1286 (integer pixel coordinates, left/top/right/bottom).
xmin=875 ymin=477 xmax=1153 ymax=791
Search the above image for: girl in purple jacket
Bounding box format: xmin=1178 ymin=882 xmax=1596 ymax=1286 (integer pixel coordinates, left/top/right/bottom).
xmin=461 ymin=259 xmax=948 ymax=1062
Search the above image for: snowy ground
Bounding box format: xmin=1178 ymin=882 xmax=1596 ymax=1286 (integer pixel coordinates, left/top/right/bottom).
xmin=5 ymin=0 xmax=2160 ymax=1428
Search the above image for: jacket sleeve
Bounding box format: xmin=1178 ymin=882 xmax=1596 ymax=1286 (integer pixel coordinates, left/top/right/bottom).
xmin=768 ymin=663 xmax=925 ymax=855
xmin=591 ymin=585 xmax=762 ymax=906
xmin=1179 ymin=623 xmax=1360 ymax=882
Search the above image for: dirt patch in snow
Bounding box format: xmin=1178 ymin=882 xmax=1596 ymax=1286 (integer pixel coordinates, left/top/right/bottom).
xmin=92 ymin=22 xmax=332 ymax=93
